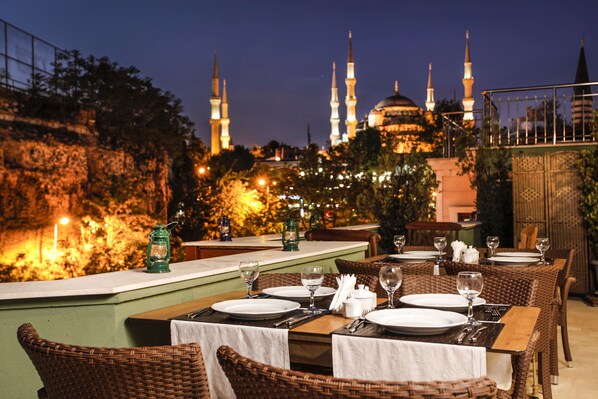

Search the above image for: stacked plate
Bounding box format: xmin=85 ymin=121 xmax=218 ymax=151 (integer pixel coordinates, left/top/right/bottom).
xmin=365 ymin=308 xmax=467 ymax=335
xmin=387 ymin=251 xmax=443 ymax=262
xmin=261 ymin=286 xmax=336 ymax=301
xmin=487 ymin=252 xmax=540 ymax=265
xmin=399 ymin=294 xmax=486 ymax=312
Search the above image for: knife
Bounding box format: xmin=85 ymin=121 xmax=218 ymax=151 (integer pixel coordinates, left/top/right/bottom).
xmin=273 ymin=316 xmax=298 ymax=327
xmin=187 ymin=308 xmax=211 ymax=319
xmin=469 ymin=326 xmax=488 ymax=343
xmin=456 ymin=326 xmax=473 ymax=344
xmin=287 ymin=314 xmax=315 ymax=327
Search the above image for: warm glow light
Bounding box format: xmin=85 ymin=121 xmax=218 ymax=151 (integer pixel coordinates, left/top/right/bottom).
xmin=59 ymin=217 xmax=70 ymax=225
xmin=272 ymin=181 xmax=277 ymax=186
xmin=258 ymin=178 xmax=266 ymax=186
xmin=198 ymin=166 xmax=206 ymax=174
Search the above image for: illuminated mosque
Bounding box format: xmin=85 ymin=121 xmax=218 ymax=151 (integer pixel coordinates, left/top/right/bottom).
xmin=329 ymin=31 xmax=475 ymax=152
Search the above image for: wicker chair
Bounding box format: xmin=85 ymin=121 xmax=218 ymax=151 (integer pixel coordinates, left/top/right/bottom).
xmin=517 ymin=225 xmax=539 ymax=249
xmin=443 ymin=261 xmax=561 ymax=399
xmin=405 ymin=221 xmax=462 ymax=246
xmin=399 ymin=275 xmax=539 ymax=399
xmin=17 ymin=323 xmax=211 ymax=399
xmin=217 ymin=345 xmax=498 ymax=399
xmin=545 ymin=248 xmax=576 ymax=373
xmin=304 ymin=229 xmax=381 ymax=258
xmin=403 ymin=244 xmax=454 ymax=258
xmin=335 ymin=258 xmax=435 ymax=296
xmin=255 ymin=272 xmax=378 ymax=293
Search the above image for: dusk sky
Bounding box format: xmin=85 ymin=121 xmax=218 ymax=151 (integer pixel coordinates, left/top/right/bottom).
xmin=3 ymin=0 xmax=597 ymax=148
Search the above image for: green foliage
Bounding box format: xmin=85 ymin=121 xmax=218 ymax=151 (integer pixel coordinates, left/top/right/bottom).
xmin=578 ymin=111 xmax=598 ymax=257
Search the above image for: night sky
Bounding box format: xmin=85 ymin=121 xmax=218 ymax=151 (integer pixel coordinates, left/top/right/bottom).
xmin=2 ymin=0 xmax=597 ymax=148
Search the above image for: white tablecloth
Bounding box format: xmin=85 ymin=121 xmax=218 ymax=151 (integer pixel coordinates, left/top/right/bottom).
xmin=332 ymin=334 xmax=512 ymax=390
xmin=171 ymin=320 xmax=289 ymax=399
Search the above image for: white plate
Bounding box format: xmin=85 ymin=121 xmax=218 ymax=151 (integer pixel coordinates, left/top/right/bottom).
xmin=365 ymin=308 xmax=467 ymax=335
xmin=487 ymin=256 xmax=539 ymax=265
xmin=388 ymin=254 xmax=438 ymax=261
xmin=399 ymin=294 xmax=486 ymax=311
xmin=211 ymin=299 xmax=300 ymax=320
xmin=261 ymin=286 xmax=336 ymax=300
xmin=403 ymin=251 xmax=445 ymax=256
xmin=496 ymin=252 xmax=541 ymax=258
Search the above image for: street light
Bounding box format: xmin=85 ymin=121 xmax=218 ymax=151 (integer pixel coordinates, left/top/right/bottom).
xmin=53 ymin=217 xmax=70 ymax=252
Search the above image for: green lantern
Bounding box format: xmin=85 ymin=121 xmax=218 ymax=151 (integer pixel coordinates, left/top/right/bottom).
xmin=282 ymin=217 xmax=300 ymax=251
xmin=146 ymin=222 xmax=177 ymax=273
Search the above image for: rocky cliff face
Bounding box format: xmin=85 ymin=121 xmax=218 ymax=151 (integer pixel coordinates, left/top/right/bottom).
xmin=0 ymin=95 xmax=171 ymax=259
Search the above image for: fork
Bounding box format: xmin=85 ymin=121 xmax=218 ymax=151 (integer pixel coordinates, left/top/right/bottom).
xmin=348 ymin=309 xmax=372 ymax=333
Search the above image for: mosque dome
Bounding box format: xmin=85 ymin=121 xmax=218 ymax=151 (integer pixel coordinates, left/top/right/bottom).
xmin=375 ymin=93 xmax=419 ymax=109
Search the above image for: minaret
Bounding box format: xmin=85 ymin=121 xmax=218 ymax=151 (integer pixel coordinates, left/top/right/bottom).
xmin=425 ymin=63 xmax=435 ymax=112
xmin=345 ymin=31 xmax=357 ymax=141
xmin=329 ymin=62 xmax=341 ymax=146
xmin=462 ymin=31 xmax=475 ymax=121
xmin=220 ymin=79 xmax=231 ymax=150
xmin=572 ymin=35 xmax=593 ymax=128
xmin=210 ymin=53 xmax=222 ymax=155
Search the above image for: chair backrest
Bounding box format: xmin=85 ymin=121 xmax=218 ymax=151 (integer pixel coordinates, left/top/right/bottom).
xmin=335 ymin=259 xmax=435 ymax=296
xmin=405 ymin=221 xmax=462 ymax=246
xmin=217 ymin=345 xmax=497 ymax=399
xmin=305 ymin=229 xmax=381 ymax=257
xmin=517 ymin=225 xmax=538 ymax=249
xmin=17 ymin=323 xmax=211 ymax=399
xmin=443 ymin=260 xmax=561 ymax=354
xmin=254 ymin=272 xmax=378 ymax=294
xmin=399 ymin=275 xmax=538 ymax=306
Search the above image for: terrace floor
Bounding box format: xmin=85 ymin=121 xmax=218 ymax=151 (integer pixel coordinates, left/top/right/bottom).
xmin=549 ymin=298 xmax=598 ymax=399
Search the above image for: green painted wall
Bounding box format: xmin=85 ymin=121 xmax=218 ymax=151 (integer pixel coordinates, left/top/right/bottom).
xmin=1 ymin=246 xmax=365 ymax=399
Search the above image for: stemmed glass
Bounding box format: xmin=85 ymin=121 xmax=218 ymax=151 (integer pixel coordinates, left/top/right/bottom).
xmin=486 ymin=236 xmax=500 ymax=258
xmin=393 ymin=235 xmax=406 ymax=254
xmin=239 ymin=261 xmax=260 ymax=298
xmin=433 ymin=236 xmax=447 ymax=259
xmin=535 ymin=237 xmax=550 ymax=264
xmin=457 ymin=271 xmax=483 ymax=326
xmin=379 ymin=265 xmax=403 ymax=308
xmin=301 ymin=266 xmax=324 ymax=314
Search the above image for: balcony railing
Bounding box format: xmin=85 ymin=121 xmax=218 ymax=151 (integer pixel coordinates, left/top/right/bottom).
xmin=441 ymin=82 xmax=597 ymax=157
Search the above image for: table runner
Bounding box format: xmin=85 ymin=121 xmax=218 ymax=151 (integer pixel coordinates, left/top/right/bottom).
xmin=171 ymin=320 xmax=289 ymax=399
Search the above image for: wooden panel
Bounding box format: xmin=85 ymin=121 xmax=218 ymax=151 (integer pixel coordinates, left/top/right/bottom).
xmin=547 ymin=151 xmax=589 ymax=293
xmin=512 ymin=154 xmax=547 ymax=239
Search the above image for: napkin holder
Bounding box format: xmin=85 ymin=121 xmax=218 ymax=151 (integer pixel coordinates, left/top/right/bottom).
xmin=451 ymin=240 xmax=467 ymax=262
xmin=463 ymin=246 xmax=480 ymax=264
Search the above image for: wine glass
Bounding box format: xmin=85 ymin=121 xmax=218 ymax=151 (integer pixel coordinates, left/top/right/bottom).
xmin=433 ymin=236 xmax=447 ymax=259
xmin=239 ymin=261 xmax=260 ymax=298
xmin=486 ymin=236 xmax=500 ymax=258
xmin=393 ymin=235 xmax=406 ymax=254
xmin=457 ymin=271 xmax=483 ymax=326
xmin=301 ymin=266 xmax=324 ymax=314
xmin=535 ymin=237 xmax=550 ymax=264
xmin=379 ymin=265 xmax=403 ymax=308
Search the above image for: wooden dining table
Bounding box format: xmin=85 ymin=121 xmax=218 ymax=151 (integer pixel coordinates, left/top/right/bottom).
xmin=128 ymin=290 xmax=540 ymax=368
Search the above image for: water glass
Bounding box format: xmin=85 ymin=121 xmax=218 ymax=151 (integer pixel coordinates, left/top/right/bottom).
xmin=433 ymin=236 xmax=447 ymax=258
xmin=301 ymin=266 xmax=324 ymax=314
xmin=535 ymin=237 xmax=550 ymax=264
xmin=393 ymin=235 xmax=406 ymax=254
xmin=239 ymin=261 xmax=260 ymax=298
xmin=486 ymin=236 xmax=500 ymax=258
xmin=457 ymin=271 xmax=483 ymax=325
xmin=379 ymin=265 xmax=402 ymax=308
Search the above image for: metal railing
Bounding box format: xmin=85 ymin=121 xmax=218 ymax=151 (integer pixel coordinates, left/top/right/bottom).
xmin=482 ymin=82 xmax=597 ymax=146
xmin=0 ymin=18 xmax=70 ymax=91
xmin=440 ymin=109 xmax=483 ymax=158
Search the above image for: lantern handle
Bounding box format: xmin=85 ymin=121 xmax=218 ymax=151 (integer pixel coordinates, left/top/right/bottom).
xmin=165 ymin=221 xmax=178 ymax=232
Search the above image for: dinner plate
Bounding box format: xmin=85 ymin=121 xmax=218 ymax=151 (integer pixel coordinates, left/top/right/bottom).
xmin=403 ymin=251 xmax=445 ymax=257
xmin=486 ymin=256 xmax=539 ymax=265
xmin=496 ymin=252 xmax=541 ymax=258
xmin=388 ymin=253 xmax=438 ymax=261
xmin=399 ymin=294 xmax=486 ymax=311
xmin=365 ymin=308 xmax=467 ymax=335
xmin=211 ymin=299 xmax=300 ymax=320
xmin=261 ymin=286 xmax=336 ymax=300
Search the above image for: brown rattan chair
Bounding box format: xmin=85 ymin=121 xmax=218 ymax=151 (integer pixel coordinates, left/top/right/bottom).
xmin=17 ymin=323 xmax=211 ymax=399
xmin=399 ymin=274 xmax=538 ymax=399
xmin=517 ymin=225 xmax=538 ymax=249
xmin=405 ymin=221 xmax=462 ymax=246
xmin=545 ymin=248 xmax=576 ymax=373
xmin=305 ymin=229 xmax=381 ymax=258
xmin=443 ymin=261 xmax=562 ymax=399
xmin=335 ymin=258 xmax=435 ymax=297
xmin=254 ymin=272 xmax=378 ymax=294
xmin=403 ymin=244 xmax=455 ymax=258
xmin=217 ymin=345 xmax=498 ymax=398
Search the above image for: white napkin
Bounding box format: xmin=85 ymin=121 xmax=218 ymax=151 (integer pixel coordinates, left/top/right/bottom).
xmin=332 ymin=334 xmax=512 ymax=390
xmin=451 ymin=240 xmax=467 ymax=261
xmin=329 ymin=274 xmax=357 ymax=313
xmin=171 ymin=320 xmax=289 ymax=399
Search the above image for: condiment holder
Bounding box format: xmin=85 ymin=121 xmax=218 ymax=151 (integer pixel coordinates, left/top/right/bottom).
xmin=352 ymin=284 xmax=377 ymax=312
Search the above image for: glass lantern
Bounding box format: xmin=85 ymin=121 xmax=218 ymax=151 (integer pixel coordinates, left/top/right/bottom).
xmin=282 ymin=218 xmax=300 ymax=251
xmin=146 ymin=222 xmax=177 ymax=273
xmin=219 ymin=215 xmax=232 ymax=241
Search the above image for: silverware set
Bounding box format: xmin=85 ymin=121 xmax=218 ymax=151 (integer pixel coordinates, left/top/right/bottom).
xmin=273 ymin=313 xmax=319 ymax=328
xmin=455 ymin=326 xmax=487 ymax=343
xmin=187 ymin=308 xmax=213 ymax=319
